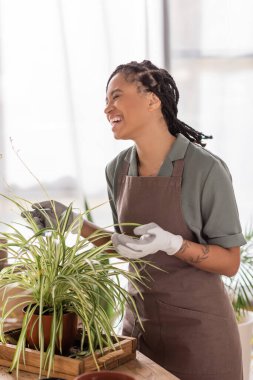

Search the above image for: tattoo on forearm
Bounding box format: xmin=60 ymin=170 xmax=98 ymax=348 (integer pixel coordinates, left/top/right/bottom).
xmin=177 ymin=241 xmax=210 ymax=265
xmin=202 ymin=244 xmax=209 ymax=256
xmin=188 ymin=244 xmax=210 ymax=264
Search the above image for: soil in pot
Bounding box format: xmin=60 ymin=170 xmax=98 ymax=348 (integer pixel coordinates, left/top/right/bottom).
xmin=24 ymin=306 xmax=78 ymax=353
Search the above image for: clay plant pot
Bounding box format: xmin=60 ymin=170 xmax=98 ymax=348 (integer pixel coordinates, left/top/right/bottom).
xmin=74 ymin=371 xmax=135 ymax=380
xmin=24 ymin=306 xmax=78 ymax=353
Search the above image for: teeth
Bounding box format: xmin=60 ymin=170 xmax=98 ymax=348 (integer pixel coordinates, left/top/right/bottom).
xmin=110 ymin=116 xmax=122 ymax=123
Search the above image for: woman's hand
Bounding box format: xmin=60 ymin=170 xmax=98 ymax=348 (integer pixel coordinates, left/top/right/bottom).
xmin=111 ymin=222 xmax=183 ymax=259
xmin=22 ymin=200 xmax=81 ymax=233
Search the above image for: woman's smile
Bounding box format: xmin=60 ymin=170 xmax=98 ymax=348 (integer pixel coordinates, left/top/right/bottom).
xmin=109 ymin=115 xmax=123 ymax=129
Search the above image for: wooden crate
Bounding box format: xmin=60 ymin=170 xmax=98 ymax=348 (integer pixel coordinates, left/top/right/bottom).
xmin=0 ymin=329 xmax=137 ymax=380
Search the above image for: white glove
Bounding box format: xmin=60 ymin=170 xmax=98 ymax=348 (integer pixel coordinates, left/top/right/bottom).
xmin=111 ymin=222 xmax=183 ymax=259
xmin=22 ymin=200 xmax=82 ymax=234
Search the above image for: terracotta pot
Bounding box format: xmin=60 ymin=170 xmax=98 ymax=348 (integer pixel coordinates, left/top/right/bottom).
xmin=25 ymin=306 xmax=77 ymax=353
xmin=74 ymin=371 xmax=135 ymax=380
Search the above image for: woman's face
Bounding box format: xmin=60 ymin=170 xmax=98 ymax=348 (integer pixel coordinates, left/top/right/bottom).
xmin=105 ymin=73 xmax=153 ymax=140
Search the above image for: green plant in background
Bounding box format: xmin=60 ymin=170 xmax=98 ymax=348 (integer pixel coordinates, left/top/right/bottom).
xmin=0 ymin=194 xmax=149 ymax=377
xmin=224 ymin=225 xmax=253 ymax=320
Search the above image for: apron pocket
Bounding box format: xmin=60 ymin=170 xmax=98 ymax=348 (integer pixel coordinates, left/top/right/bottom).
xmin=157 ymin=300 xmax=230 ymax=375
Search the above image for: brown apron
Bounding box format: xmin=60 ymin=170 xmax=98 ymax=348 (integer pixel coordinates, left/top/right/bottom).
xmin=116 ymin=154 xmax=243 ymax=380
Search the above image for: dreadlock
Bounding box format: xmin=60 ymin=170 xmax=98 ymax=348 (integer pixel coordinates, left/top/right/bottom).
xmin=106 ymin=60 xmax=212 ymax=147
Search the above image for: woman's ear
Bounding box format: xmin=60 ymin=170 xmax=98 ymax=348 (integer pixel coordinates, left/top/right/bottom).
xmin=148 ymin=92 xmax=161 ymax=111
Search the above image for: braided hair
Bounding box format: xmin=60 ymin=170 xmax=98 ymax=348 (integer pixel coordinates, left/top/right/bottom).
xmin=106 ymin=60 xmax=212 ymax=147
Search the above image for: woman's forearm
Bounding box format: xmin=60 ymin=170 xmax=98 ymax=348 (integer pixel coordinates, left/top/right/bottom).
xmin=81 ymin=219 xmax=112 ymax=247
xmin=175 ymin=241 xmax=240 ymax=277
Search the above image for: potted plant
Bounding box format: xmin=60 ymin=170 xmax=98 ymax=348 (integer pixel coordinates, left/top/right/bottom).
xmin=223 ymin=225 xmax=253 ymax=380
xmin=0 ymin=195 xmax=147 ymax=378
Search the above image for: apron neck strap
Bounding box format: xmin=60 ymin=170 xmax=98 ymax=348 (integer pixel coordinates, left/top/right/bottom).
xmin=120 ymin=156 xmax=185 ymax=179
xmin=115 ymin=149 xmax=131 ymax=203
xmin=121 ymin=149 xmax=132 ymax=176
xmin=171 ymin=159 xmax=184 ymax=177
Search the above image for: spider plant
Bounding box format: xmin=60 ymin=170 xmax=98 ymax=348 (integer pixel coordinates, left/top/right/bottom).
xmin=0 ymin=194 xmax=149 ymax=378
xmin=224 ymin=225 xmax=253 ymax=320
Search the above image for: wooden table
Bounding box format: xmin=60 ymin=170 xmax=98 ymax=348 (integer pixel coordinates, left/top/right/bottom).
xmin=0 ymin=352 xmax=180 ymax=379
xmin=113 ymin=351 xmax=180 ymax=380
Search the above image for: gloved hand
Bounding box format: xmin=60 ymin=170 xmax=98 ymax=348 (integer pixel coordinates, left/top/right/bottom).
xmin=22 ymin=200 xmax=82 ymax=233
xmin=111 ymin=222 xmax=183 ymax=259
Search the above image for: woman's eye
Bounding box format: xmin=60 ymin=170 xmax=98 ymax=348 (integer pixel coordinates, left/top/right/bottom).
xmin=112 ymin=94 xmax=119 ymax=100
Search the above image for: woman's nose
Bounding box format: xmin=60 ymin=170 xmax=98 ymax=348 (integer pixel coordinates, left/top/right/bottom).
xmin=104 ymin=102 xmax=113 ymax=115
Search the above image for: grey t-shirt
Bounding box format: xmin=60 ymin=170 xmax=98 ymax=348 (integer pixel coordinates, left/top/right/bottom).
xmin=105 ymin=133 xmax=246 ymax=248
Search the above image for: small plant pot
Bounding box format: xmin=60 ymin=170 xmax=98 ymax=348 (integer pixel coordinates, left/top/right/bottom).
xmin=74 ymin=371 xmax=135 ymax=380
xmin=24 ymin=306 xmax=78 ymax=353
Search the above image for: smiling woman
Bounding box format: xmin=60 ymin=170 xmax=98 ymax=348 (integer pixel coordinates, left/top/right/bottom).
xmin=105 ymin=74 xmax=156 ymax=141
xmin=103 ymin=60 xmax=245 ymax=380
xmin=28 ymin=60 xmax=246 ymax=380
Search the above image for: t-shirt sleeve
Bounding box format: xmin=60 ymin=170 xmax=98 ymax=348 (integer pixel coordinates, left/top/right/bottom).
xmin=105 ymin=165 xmax=121 ymax=233
xmin=201 ymin=160 xmax=246 ymax=248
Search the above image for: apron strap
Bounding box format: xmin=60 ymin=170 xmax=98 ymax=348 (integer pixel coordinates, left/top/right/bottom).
xmin=115 ymin=148 xmax=131 ymax=204
xmin=121 ymin=148 xmax=132 ymax=176
xmin=120 ymin=150 xmax=185 ymax=179
xmin=171 ymin=159 xmax=184 ymax=178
